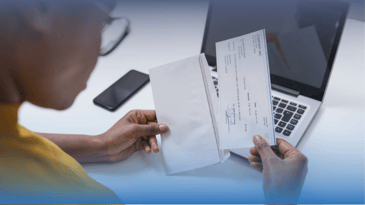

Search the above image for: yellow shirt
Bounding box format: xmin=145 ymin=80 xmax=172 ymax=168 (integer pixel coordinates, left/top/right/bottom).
xmin=0 ymin=104 xmax=121 ymax=203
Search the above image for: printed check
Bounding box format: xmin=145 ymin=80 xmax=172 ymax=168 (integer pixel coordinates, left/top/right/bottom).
xmin=216 ymin=29 xmax=276 ymax=150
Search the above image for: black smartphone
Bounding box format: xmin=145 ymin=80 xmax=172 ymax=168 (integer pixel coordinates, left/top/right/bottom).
xmin=93 ymin=70 xmax=149 ymax=111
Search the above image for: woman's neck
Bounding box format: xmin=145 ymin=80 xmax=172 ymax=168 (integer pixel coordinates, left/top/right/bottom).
xmin=0 ymin=62 xmax=24 ymax=105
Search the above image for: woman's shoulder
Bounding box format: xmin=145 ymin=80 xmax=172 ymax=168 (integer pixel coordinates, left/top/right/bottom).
xmin=0 ymin=124 xmax=121 ymax=203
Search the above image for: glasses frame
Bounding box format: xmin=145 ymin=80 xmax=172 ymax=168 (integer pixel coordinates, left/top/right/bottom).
xmin=100 ymin=16 xmax=131 ymax=56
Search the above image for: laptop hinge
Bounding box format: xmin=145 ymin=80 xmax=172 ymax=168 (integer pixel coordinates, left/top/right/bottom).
xmin=272 ymin=83 xmax=300 ymax=97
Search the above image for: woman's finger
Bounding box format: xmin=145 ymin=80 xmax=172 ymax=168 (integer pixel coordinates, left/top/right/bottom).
xmin=248 ymin=155 xmax=261 ymax=163
xmin=253 ymin=135 xmax=277 ymax=159
xmin=276 ymin=138 xmax=298 ymax=159
xmin=139 ymin=140 xmax=151 ymax=154
xmin=148 ymin=136 xmax=159 ymax=153
xmin=250 ymin=146 xmax=259 ymax=156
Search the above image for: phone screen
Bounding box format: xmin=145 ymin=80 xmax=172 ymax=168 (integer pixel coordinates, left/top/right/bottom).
xmin=93 ymin=70 xmax=149 ymax=111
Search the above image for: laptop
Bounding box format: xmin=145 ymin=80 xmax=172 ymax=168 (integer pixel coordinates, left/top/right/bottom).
xmin=201 ymin=0 xmax=349 ymax=158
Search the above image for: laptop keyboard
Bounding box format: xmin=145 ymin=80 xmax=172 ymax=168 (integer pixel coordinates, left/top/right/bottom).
xmin=212 ymin=76 xmax=307 ymax=137
xmin=272 ymin=96 xmax=307 ymax=137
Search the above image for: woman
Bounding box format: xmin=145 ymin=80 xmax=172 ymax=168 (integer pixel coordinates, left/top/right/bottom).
xmin=0 ymin=0 xmax=169 ymax=203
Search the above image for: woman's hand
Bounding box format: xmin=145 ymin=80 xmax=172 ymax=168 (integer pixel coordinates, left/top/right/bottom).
xmin=248 ymin=135 xmax=308 ymax=203
xmin=37 ymin=110 xmax=168 ymax=163
xmin=96 ymin=110 xmax=169 ymax=162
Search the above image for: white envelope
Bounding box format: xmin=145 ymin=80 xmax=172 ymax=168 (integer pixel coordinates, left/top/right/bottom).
xmin=149 ymin=54 xmax=229 ymax=175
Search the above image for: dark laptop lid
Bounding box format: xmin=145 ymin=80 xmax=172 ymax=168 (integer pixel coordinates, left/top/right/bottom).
xmin=201 ymin=0 xmax=349 ymax=101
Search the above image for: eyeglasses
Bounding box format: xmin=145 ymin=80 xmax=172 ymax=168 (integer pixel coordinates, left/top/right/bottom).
xmin=96 ymin=2 xmax=130 ymax=56
xmin=100 ymin=16 xmax=130 ymax=56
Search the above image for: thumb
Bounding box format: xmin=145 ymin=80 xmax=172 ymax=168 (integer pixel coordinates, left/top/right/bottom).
xmin=130 ymin=123 xmax=169 ymax=139
xmin=276 ymin=138 xmax=301 ymax=159
xmin=253 ymin=135 xmax=277 ymax=159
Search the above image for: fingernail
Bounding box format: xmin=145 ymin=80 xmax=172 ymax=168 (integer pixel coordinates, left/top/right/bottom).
xmin=159 ymin=124 xmax=168 ymax=132
xmin=255 ymin=135 xmax=261 ymax=143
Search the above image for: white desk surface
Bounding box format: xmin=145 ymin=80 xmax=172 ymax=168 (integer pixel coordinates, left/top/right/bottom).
xmin=18 ymin=1 xmax=364 ymax=203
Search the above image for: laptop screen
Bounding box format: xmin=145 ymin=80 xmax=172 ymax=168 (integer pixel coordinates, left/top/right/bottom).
xmin=201 ymin=0 xmax=349 ymax=101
